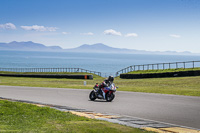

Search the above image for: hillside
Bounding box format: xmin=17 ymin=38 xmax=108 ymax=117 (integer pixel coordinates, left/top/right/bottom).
xmin=0 ymin=41 xmax=194 ymax=55
xmin=66 ymin=43 xmax=192 ymax=55
xmin=0 ymin=41 xmax=62 ymax=51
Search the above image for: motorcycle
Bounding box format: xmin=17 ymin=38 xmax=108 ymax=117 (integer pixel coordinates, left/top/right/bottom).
xmin=89 ymin=82 xmax=117 ymax=102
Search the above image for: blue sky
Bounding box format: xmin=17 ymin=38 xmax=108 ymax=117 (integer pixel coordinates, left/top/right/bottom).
xmin=0 ymin=0 xmax=200 ymax=53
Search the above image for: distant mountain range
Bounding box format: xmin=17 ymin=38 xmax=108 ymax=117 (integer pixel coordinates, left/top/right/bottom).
xmin=0 ymin=41 xmax=194 ymax=55
xmin=0 ymin=41 xmax=62 ymax=51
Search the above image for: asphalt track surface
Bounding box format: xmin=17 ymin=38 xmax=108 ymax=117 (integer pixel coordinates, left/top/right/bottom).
xmin=0 ymin=85 xmax=200 ymax=129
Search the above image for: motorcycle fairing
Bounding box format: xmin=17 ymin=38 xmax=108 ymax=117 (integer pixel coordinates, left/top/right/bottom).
xmin=101 ymin=87 xmax=110 ymax=99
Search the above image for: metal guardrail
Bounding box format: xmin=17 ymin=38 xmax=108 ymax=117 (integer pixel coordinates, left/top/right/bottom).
xmin=1 ymin=60 xmax=200 ymax=78
xmin=0 ymin=67 xmax=101 ymax=77
xmin=116 ymin=60 xmax=200 ymax=77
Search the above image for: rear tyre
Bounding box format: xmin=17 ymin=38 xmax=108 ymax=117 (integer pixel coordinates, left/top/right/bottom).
xmin=89 ymin=90 xmax=96 ymax=101
xmin=105 ymin=92 xmax=115 ymax=102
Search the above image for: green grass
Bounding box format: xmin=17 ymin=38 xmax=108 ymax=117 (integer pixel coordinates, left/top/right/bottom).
xmin=115 ymin=76 xmax=200 ymax=96
xmin=126 ymin=67 xmax=200 ymax=74
xmin=0 ymin=71 xmax=101 ymax=79
xmin=0 ymin=71 xmax=200 ymax=96
xmin=0 ymin=100 xmax=151 ymax=133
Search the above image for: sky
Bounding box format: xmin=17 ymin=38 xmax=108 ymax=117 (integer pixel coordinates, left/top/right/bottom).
xmin=0 ymin=0 xmax=200 ymax=53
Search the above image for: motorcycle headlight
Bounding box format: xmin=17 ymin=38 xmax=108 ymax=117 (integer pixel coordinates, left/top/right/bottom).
xmin=111 ymin=87 xmax=116 ymax=91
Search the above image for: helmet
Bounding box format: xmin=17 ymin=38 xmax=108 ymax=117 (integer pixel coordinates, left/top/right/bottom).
xmin=108 ymin=76 xmax=114 ymax=82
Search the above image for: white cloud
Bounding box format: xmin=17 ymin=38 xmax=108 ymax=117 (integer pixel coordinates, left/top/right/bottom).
xmin=125 ymin=33 xmax=138 ymax=37
xmin=21 ymin=25 xmax=58 ymax=32
xmin=81 ymin=32 xmax=94 ymax=35
xmin=103 ymin=29 xmax=122 ymax=36
xmin=62 ymin=32 xmax=70 ymax=35
xmin=169 ymin=34 xmax=181 ymax=38
xmin=0 ymin=23 xmax=16 ymax=30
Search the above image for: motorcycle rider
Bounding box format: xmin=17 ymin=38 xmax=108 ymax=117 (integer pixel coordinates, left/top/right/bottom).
xmin=98 ymin=76 xmax=114 ymax=95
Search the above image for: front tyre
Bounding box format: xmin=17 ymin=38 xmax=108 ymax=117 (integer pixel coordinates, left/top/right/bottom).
xmin=105 ymin=92 xmax=115 ymax=102
xmin=89 ymin=90 xmax=96 ymax=101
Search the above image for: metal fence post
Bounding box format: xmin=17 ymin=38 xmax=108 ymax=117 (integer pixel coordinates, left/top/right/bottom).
xmin=193 ymin=61 xmax=194 ymax=68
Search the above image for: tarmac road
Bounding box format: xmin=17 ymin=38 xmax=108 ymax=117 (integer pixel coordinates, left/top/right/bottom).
xmin=0 ymin=85 xmax=200 ymax=129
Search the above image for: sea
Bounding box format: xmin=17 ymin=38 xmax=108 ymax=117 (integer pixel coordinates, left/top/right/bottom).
xmin=0 ymin=50 xmax=200 ymax=77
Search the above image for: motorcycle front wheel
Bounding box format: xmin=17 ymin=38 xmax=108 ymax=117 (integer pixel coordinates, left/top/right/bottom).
xmin=105 ymin=92 xmax=115 ymax=102
xmin=89 ymin=90 xmax=96 ymax=101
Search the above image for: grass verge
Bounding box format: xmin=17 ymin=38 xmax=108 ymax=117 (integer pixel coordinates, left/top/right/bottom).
xmin=115 ymin=76 xmax=200 ymax=96
xmin=0 ymin=71 xmax=200 ymax=96
xmin=0 ymin=100 xmax=151 ymax=133
xmin=126 ymin=67 xmax=200 ymax=74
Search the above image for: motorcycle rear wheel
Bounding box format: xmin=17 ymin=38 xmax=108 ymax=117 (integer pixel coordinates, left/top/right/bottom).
xmin=105 ymin=92 xmax=115 ymax=102
xmin=89 ymin=90 xmax=96 ymax=101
